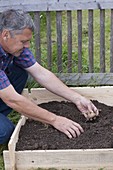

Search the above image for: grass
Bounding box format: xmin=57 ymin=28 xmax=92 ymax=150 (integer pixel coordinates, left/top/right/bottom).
xmin=31 ymin=10 xmax=111 ymax=73
xmin=0 ymin=144 xmax=7 ymax=170
xmin=0 ymin=9 xmax=112 ymax=169
xmin=0 ymin=157 xmax=4 ymax=170
xmin=28 ymin=9 xmax=111 ymax=89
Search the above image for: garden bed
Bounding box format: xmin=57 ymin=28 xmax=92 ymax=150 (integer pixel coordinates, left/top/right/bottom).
xmin=16 ymin=100 xmax=113 ymax=150
xmin=3 ymin=87 xmax=113 ymax=170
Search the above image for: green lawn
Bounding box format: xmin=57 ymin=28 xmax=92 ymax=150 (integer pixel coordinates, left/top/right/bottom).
xmin=0 ymin=145 xmax=7 ymax=170
xmin=31 ymin=10 xmax=111 ymax=73
xmin=0 ymin=157 xmax=4 ymax=170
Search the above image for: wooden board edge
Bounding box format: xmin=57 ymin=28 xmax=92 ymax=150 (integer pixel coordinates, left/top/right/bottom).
xmin=3 ymin=149 xmax=113 ymax=170
xmin=3 ymin=116 xmax=27 ymax=170
xmin=3 ymin=86 xmax=113 ymax=170
xmin=30 ymin=86 xmax=113 ymax=106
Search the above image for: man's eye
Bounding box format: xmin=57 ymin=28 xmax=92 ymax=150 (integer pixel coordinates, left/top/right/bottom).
xmin=21 ymin=41 xmax=29 ymax=44
xmin=21 ymin=41 xmax=26 ymax=43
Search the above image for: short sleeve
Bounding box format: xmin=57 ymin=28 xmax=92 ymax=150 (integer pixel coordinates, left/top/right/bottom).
xmin=13 ymin=48 xmax=36 ymax=68
xmin=0 ymin=70 xmax=10 ymax=90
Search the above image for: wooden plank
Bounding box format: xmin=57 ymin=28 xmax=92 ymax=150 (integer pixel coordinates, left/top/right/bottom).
xmin=3 ymin=151 xmax=11 ymax=170
xmin=56 ymin=73 xmax=113 ymax=86
xmin=9 ymin=149 xmax=113 ymax=170
xmin=67 ymin=11 xmax=72 ymax=73
xmin=27 ymin=73 xmax=113 ymax=86
xmin=46 ymin=11 xmax=52 ymax=70
xmin=3 ymin=87 xmax=113 ymax=170
xmin=97 ymin=0 xmax=113 ymax=10
xmin=30 ymin=86 xmax=113 ymax=106
xmin=34 ymin=12 xmax=41 ymax=64
xmin=1 ymin=0 xmax=113 ymax=12
xmin=110 ymin=9 xmax=113 ymax=72
xmin=4 ymin=149 xmax=113 ymax=170
xmin=56 ymin=11 xmax=62 ymax=72
xmin=4 ymin=116 xmax=27 ymax=170
xmin=88 ymin=10 xmax=94 ymax=73
xmin=77 ymin=10 xmax=82 ymax=73
xmin=22 ymin=89 xmax=29 ymax=97
xmin=100 ymin=9 xmax=105 ymax=72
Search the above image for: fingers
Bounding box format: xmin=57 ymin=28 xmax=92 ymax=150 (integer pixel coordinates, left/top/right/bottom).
xmin=88 ymin=111 xmax=97 ymax=119
xmin=92 ymin=104 xmax=99 ymax=116
xmin=88 ymin=103 xmax=98 ymax=115
xmin=53 ymin=116 xmax=84 ymax=139
xmin=82 ymin=111 xmax=99 ymax=121
xmin=64 ymin=122 xmax=84 ymax=139
xmin=72 ymin=122 xmax=84 ymax=133
xmin=77 ymin=98 xmax=100 ymax=120
xmin=82 ymin=102 xmax=100 ymax=120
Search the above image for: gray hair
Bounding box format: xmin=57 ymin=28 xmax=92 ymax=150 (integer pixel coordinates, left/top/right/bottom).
xmin=0 ymin=9 xmax=35 ymax=33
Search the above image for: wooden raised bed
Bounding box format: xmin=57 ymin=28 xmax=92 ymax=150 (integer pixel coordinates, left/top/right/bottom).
xmin=3 ymin=86 xmax=113 ymax=170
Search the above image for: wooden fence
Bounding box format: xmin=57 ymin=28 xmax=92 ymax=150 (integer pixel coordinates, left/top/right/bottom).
xmin=1 ymin=0 xmax=113 ymax=86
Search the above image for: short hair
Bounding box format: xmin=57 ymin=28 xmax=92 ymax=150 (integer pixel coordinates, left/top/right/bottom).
xmin=0 ymin=9 xmax=35 ymax=33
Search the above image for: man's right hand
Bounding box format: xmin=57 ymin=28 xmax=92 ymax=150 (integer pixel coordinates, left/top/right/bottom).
xmin=52 ymin=115 xmax=84 ymax=139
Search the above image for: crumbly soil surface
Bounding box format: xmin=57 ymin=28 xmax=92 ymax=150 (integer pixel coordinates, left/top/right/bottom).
xmin=16 ymin=101 xmax=113 ymax=151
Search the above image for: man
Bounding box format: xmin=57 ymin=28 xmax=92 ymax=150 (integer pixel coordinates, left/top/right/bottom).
xmin=0 ymin=9 xmax=99 ymax=144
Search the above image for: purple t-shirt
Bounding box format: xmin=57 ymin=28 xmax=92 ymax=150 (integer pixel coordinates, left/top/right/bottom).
xmin=0 ymin=46 xmax=36 ymax=90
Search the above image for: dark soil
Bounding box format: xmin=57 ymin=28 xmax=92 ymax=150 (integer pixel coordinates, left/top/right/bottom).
xmin=16 ymin=100 xmax=113 ymax=151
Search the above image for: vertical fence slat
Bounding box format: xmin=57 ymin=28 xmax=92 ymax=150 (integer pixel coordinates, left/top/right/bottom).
xmin=110 ymin=9 xmax=113 ymax=72
xmin=67 ymin=11 xmax=72 ymax=73
xmin=46 ymin=11 xmax=52 ymax=70
xmin=34 ymin=12 xmax=41 ymax=64
xmin=100 ymin=9 xmax=105 ymax=73
xmin=88 ymin=10 xmax=94 ymax=73
xmin=56 ymin=11 xmax=62 ymax=72
xmin=77 ymin=10 xmax=82 ymax=73
xmin=33 ymin=8 xmax=110 ymax=83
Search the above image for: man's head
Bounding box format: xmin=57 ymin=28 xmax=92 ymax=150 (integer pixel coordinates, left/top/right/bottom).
xmin=0 ymin=9 xmax=35 ymax=56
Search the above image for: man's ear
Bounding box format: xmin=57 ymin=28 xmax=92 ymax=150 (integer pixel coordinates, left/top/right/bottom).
xmin=2 ymin=29 xmax=11 ymax=41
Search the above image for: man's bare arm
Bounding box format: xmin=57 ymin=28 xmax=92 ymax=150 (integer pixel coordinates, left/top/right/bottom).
xmin=0 ymin=85 xmax=56 ymax=124
xmin=26 ymin=62 xmax=99 ymax=119
xmin=0 ymin=85 xmax=83 ymax=138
